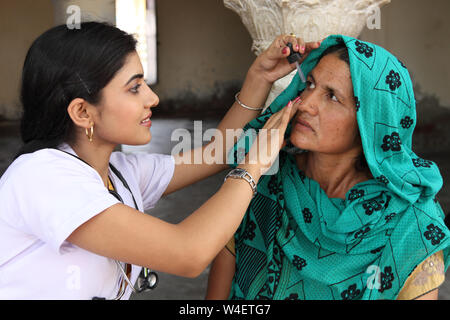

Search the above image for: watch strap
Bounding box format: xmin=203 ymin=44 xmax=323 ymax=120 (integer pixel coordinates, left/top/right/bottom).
xmin=224 ymin=168 xmax=257 ymax=197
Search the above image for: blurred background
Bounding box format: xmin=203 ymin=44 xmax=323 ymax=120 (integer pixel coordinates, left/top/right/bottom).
xmin=0 ymin=0 xmax=449 ymax=299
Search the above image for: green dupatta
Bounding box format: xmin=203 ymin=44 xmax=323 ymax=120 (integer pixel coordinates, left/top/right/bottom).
xmin=228 ymin=35 xmax=450 ymax=300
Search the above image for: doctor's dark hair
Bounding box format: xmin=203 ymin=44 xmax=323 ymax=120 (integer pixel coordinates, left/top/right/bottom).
xmin=16 ymin=22 xmax=137 ymax=158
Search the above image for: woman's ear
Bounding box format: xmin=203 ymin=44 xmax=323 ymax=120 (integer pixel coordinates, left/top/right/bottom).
xmin=67 ymin=98 xmax=94 ymax=129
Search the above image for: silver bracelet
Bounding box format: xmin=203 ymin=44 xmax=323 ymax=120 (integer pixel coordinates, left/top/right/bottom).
xmin=224 ymin=168 xmax=257 ymax=197
xmin=235 ymin=91 xmax=264 ymax=111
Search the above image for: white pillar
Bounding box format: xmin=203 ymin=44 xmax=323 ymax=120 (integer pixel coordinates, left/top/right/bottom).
xmin=224 ymin=0 xmax=391 ymax=109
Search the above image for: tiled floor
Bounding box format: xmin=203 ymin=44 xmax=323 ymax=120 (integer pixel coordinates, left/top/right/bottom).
xmin=1 ymin=118 xmax=449 ymax=300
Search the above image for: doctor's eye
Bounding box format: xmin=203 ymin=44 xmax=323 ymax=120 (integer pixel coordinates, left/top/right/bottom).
xmin=130 ymin=84 xmax=142 ymax=94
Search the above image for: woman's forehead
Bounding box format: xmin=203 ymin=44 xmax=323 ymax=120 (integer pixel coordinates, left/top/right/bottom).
xmin=310 ymin=54 xmax=353 ymax=95
xmin=113 ymin=52 xmax=144 ymax=84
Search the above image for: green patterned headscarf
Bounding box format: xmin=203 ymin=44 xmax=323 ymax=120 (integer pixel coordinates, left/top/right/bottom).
xmin=228 ymin=35 xmax=450 ymax=300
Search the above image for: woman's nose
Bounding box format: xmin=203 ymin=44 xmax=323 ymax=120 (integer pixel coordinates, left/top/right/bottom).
xmin=297 ymin=92 xmax=318 ymax=115
xmin=144 ymin=84 xmax=159 ymax=108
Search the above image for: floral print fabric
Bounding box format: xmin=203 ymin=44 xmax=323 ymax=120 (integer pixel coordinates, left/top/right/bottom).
xmin=226 ymin=239 xmax=444 ymax=299
xmin=228 ymin=35 xmax=450 ymax=300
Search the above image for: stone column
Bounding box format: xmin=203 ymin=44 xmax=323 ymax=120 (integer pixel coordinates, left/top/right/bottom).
xmin=224 ymin=0 xmax=391 ymax=109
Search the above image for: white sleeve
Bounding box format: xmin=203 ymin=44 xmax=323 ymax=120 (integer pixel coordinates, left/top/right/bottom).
xmin=0 ymin=150 xmax=120 ymax=254
xmin=111 ymin=152 xmax=175 ymax=211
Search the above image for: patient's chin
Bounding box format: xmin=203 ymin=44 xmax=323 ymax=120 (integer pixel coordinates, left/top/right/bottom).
xmin=289 ymin=132 xmax=311 ymax=151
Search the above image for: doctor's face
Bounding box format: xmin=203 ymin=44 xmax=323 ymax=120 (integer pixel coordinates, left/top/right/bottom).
xmin=89 ymin=51 xmax=159 ymax=146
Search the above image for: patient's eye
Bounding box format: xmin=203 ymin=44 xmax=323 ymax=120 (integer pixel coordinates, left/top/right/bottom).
xmin=306 ymin=80 xmax=315 ymax=90
xmin=329 ymin=92 xmax=338 ymax=102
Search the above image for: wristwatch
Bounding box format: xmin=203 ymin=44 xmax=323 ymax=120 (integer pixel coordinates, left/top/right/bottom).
xmin=224 ymin=168 xmax=257 ymax=197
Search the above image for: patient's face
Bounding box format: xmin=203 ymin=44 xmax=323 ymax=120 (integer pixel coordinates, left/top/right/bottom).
xmin=289 ymin=53 xmax=361 ymax=155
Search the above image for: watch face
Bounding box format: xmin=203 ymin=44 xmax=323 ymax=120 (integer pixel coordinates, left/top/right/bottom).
xmin=232 ymin=168 xmax=246 ymax=178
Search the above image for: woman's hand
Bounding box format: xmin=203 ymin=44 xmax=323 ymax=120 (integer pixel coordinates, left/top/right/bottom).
xmin=249 ymin=35 xmax=321 ymax=84
xmin=239 ymin=100 xmax=295 ymax=177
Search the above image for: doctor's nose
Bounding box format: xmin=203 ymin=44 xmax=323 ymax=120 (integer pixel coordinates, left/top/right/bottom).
xmin=144 ymin=85 xmax=159 ymax=109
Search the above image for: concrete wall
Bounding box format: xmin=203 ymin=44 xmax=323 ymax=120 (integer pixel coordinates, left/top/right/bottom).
xmin=360 ymin=0 xmax=450 ymax=108
xmin=0 ymin=0 xmax=254 ymax=119
xmin=0 ymin=0 xmax=54 ymax=120
xmin=152 ymin=0 xmax=254 ymax=116
xmin=0 ymin=0 xmax=449 ymax=120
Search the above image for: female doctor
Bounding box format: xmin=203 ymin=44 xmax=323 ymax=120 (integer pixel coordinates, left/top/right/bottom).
xmin=0 ymin=22 xmax=319 ymax=299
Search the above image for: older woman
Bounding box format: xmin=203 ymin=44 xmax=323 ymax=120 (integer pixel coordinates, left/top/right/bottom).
xmin=206 ymin=35 xmax=450 ymax=300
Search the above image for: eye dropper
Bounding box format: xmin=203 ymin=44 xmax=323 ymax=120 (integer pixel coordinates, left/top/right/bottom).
xmin=286 ymin=42 xmax=306 ymax=83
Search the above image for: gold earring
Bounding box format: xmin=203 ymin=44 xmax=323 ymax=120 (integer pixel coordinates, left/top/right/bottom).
xmin=85 ymin=125 xmax=94 ymax=142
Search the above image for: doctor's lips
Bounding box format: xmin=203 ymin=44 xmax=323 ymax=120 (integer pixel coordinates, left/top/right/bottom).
xmin=140 ymin=112 xmax=152 ymax=127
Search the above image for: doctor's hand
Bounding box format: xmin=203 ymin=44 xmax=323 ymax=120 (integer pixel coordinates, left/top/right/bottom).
xmin=249 ymin=34 xmax=321 ymax=84
xmin=238 ymin=100 xmax=295 ymax=178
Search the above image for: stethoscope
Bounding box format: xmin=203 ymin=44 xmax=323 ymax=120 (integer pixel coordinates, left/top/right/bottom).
xmin=107 ymin=165 xmax=159 ymax=294
xmin=56 ymin=149 xmax=158 ymax=298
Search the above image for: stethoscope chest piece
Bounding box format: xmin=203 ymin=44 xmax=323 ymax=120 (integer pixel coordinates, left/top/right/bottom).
xmin=136 ymin=268 xmax=159 ymax=292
